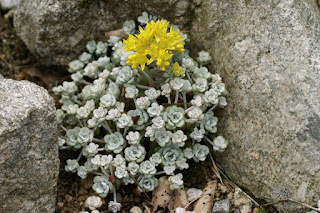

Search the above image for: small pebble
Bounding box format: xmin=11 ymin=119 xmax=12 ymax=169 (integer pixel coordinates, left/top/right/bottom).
xmin=252 ymin=208 xmax=260 ymax=213
xmin=218 ymin=184 xmax=229 ymax=194
xmin=227 ymin=193 xmax=233 ymax=200
xmin=234 ymin=209 xmax=240 ymax=213
xmin=78 ymin=195 xmax=86 ymax=202
xmin=212 ymin=199 xmax=232 ymax=213
xmin=78 ymin=187 xmax=87 ymax=195
xmin=57 ymin=202 xmax=64 ymax=208
xmin=239 ymin=204 xmax=252 ymax=213
xmin=65 ymin=194 xmax=73 ymax=202
xmin=130 ymin=206 xmax=143 ymax=213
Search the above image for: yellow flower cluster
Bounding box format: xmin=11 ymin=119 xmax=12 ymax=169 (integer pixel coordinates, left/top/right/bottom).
xmin=172 ymin=62 xmax=184 ymax=76
xmin=122 ymin=20 xmax=185 ymax=71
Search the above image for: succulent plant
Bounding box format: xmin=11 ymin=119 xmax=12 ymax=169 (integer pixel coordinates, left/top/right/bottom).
xmin=92 ymin=176 xmax=113 ymax=198
xmin=55 ymin=13 xmax=228 ymax=212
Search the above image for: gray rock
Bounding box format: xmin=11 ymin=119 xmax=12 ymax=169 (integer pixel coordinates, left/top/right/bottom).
xmin=190 ymin=0 xmax=320 ymax=212
xmin=0 ymin=79 xmax=59 ymax=212
xmin=0 ymin=0 xmax=20 ymax=10
xmin=212 ymin=199 xmax=231 ymax=213
xmin=13 ymin=0 xmax=194 ymax=66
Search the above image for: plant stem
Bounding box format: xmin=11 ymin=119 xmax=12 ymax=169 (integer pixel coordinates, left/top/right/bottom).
xmin=208 ymin=104 xmax=218 ymax=112
xmin=93 ymin=138 xmax=105 ymax=143
xmin=92 ymin=172 xmax=104 ymax=176
xmin=123 ymin=127 xmax=129 ymax=137
xmin=174 ymin=90 xmax=179 ymax=104
xmin=71 ymin=96 xmax=83 ymax=105
xmin=100 ymin=166 xmax=110 ymax=178
xmin=76 ymin=150 xmax=83 ymax=161
xmin=109 ymin=165 xmax=117 ymax=202
xmin=59 ymin=146 xmax=70 ymax=150
xmin=102 ymin=121 xmax=113 ymax=134
xmin=60 ymin=125 xmax=68 ymax=132
xmin=138 ymin=67 xmax=155 ymax=85
xmin=204 ymin=136 xmax=214 ymax=146
xmin=155 ymin=171 xmax=166 ymax=175
xmin=186 ymin=70 xmax=193 ymax=84
xmin=77 ymin=119 xmax=84 ymax=127
xmin=82 ymin=80 xmax=91 ymax=85
xmin=167 ymin=95 xmax=171 ymax=104
xmin=182 ymin=92 xmax=187 ymax=109
xmin=136 ymin=84 xmax=152 ymax=90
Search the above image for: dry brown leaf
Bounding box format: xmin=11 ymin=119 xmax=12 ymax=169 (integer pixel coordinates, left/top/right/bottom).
xmin=168 ymin=189 xmax=188 ymax=212
xmin=193 ymin=180 xmax=218 ymax=213
xmin=104 ymin=28 xmax=126 ymax=40
xmin=151 ymin=176 xmax=173 ymax=213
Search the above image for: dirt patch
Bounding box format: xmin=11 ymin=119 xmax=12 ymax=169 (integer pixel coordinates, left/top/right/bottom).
xmin=0 ymin=10 xmax=34 ymax=79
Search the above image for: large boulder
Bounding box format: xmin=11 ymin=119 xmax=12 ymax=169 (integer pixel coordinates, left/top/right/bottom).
xmin=191 ymin=0 xmax=320 ymax=212
xmin=0 ymin=0 xmax=20 ymax=10
xmin=13 ymin=0 xmax=194 ymax=66
xmin=0 ymin=79 xmax=59 ymax=212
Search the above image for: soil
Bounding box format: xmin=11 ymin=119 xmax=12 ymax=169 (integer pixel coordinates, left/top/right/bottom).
xmin=0 ymin=10 xmax=32 ymax=79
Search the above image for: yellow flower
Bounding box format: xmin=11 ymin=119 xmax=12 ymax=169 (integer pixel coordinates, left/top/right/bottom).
xmin=122 ymin=20 xmax=185 ymax=71
xmin=172 ymin=62 xmax=185 ymax=76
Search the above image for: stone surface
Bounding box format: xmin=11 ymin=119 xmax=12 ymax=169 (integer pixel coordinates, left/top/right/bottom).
xmin=212 ymin=199 xmax=231 ymax=213
xmin=191 ymin=0 xmax=320 ymax=212
xmin=13 ymin=0 xmax=194 ymax=66
xmin=0 ymin=79 xmax=59 ymax=212
xmin=0 ymin=0 xmax=20 ymax=10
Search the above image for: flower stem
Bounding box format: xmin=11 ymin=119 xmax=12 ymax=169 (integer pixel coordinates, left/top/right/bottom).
xmin=102 ymin=121 xmax=113 ymax=134
xmin=136 ymin=84 xmax=152 ymax=90
xmin=76 ymin=150 xmax=83 ymax=161
xmin=93 ymin=138 xmax=105 ymax=143
xmin=59 ymin=146 xmax=70 ymax=150
xmin=155 ymin=171 xmax=166 ymax=175
xmin=100 ymin=166 xmax=110 ymax=178
xmin=71 ymin=96 xmax=83 ymax=105
xmin=60 ymin=125 xmax=68 ymax=132
xmin=109 ymin=165 xmax=117 ymax=202
xmin=186 ymin=70 xmax=193 ymax=84
xmin=138 ymin=67 xmax=155 ymax=86
xmin=167 ymin=95 xmax=171 ymax=104
xmin=82 ymin=80 xmax=91 ymax=85
xmin=182 ymin=92 xmax=187 ymax=109
xmin=77 ymin=119 xmax=84 ymax=127
xmin=174 ymin=90 xmax=179 ymax=104
xmin=92 ymin=172 xmax=104 ymax=176
xmin=123 ymin=127 xmax=129 ymax=137
xmin=208 ymin=104 xmax=218 ymax=112
xmin=204 ymin=136 xmax=214 ymax=146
